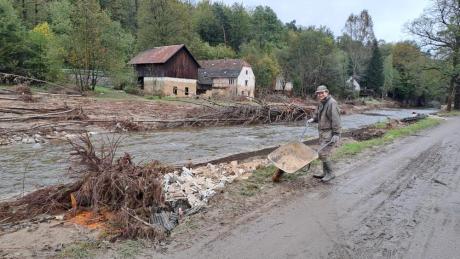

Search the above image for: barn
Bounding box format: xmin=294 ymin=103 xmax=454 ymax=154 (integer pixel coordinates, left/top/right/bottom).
xmin=128 ymin=44 xmax=200 ymax=97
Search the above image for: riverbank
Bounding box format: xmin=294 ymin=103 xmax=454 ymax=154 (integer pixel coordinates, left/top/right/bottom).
xmin=0 ymin=85 xmax=397 ymax=147
xmin=0 ymin=115 xmax=445 ymax=258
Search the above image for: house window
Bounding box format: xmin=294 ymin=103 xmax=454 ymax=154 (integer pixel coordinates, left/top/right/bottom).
xmin=229 ymin=78 xmax=235 ymax=85
xmin=173 ymin=86 xmax=178 ymax=95
xmin=185 ymin=87 xmax=189 ymax=96
xmin=246 ymin=70 xmax=248 ymax=75
xmin=245 ymin=80 xmax=248 ymax=86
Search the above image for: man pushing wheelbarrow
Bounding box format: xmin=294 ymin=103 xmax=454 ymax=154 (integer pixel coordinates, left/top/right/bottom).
xmin=271 ymin=85 xmax=342 ymax=183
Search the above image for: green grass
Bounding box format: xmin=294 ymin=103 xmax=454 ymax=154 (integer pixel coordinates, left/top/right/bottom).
xmin=116 ymin=240 xmax=144 ymax=258
xmin=145 ymin=95 xmax=178 ymax=101
xmin=334 ymin=117 xmax=442 ymax=158
xmin=239 ymin=165 xmax=276 ymax=196
xmin=59 ymin=241 xmax=103 ymax=259
xmin=93 ymin=86 xmax=140 ymax=100
xmin=438 ymin=110 xmax=460 ymax=117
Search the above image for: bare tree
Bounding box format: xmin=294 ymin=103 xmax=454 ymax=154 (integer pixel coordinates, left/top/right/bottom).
xmin=342 ymin=10 xmax=376 ymax=79
xmin=407 ymin=0 xmax=460 ymax=110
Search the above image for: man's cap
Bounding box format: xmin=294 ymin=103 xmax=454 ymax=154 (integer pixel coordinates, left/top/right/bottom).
xmin=315 ymin=85 xmax=329 ymax=93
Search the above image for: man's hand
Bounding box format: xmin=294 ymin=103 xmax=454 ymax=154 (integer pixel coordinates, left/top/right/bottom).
xmin=331 ymin=134 xmax=340 ymax=143
xmin=306 ymin=118 xmax=314 ymax=123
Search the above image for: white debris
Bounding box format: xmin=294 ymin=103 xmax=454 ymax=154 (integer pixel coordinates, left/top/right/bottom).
xmin=163 ymin=158 xmax=270 ymax=209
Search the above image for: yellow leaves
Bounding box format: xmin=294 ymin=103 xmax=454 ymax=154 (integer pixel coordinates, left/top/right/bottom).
xmin=32 ymin=22 xmax=54 ymax=39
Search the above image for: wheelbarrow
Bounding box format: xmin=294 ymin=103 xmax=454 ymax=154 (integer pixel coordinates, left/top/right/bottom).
xmin=268 ymin=123 xmax=332 ymax=174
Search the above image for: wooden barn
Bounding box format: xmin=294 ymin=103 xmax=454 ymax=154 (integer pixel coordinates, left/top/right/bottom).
xmin=128 ymin=44 xmax=200 ymax=97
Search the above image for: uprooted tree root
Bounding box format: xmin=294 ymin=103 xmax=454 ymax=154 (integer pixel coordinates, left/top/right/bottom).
xmin=0 ymin=134 xmax=175 ymax=240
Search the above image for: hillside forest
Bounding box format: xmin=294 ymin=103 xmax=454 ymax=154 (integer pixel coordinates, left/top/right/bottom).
xmin=1 ymin=0 xmax=460 ymax=109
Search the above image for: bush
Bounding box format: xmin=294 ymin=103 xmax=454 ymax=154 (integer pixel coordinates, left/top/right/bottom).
xmin=124 ymin=86 xmax=143 ymax=96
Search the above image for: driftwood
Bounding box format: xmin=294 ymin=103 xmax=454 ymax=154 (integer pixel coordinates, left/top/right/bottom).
xmin=0 ymin=108 xmax=87 ymax=122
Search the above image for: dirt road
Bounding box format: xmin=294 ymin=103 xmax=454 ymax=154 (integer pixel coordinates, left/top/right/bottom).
xmin=163 ymin=116 xmax=460 ymax=259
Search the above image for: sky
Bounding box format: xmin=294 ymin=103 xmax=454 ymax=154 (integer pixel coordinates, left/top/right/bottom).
xmin=219 ymin=0 xmax=432 ymax=43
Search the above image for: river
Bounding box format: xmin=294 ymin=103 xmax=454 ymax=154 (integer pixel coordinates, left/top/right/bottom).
xmin=0 ymin=108 xmax=437 ymax=199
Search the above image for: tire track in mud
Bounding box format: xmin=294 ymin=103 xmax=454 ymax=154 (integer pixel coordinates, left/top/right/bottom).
xmin=332 ymin=140 xmax=460 ymax=258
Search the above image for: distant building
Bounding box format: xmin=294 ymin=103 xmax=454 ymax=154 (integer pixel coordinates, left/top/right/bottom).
xmin=274 ymin=76 xmax=293 ymax=93
xmin=128 ymin=44 xmax=200 ymax=97
xmin=346 ymin=76 xmax=360 ymax=92
xmin=198 ymin=59 xmax=255 ymax=98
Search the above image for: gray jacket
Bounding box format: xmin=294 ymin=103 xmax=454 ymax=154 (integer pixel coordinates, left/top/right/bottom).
xmin=313 ymin=95 xmax=341 ymax=135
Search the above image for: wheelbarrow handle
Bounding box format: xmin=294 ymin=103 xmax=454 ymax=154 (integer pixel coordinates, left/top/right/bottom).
xmin=299 ymin=120 xmax=311 ymax=142
xmin=316 ymin=141 xmax=333 ymax=153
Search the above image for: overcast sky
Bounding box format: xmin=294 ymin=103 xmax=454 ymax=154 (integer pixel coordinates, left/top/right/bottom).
xmin=219 ymin=0 xmax=432 ymax=43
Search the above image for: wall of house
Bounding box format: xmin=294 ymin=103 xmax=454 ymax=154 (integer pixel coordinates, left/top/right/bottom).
xmin=144 ymin=77 xmax=197 ymax=97
xmin=236 ymin=66 xmax=255 ymax=98
xmin=211 ymin=78 xmax=237 ymax=97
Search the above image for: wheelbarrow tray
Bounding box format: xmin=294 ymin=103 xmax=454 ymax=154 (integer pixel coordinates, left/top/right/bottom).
xmin=268 ymin=141 xmax=318 ymax=174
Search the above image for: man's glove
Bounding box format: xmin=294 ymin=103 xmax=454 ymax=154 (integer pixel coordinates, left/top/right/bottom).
xmin=306 ymin=118 xmax=314 ymax=123
xmin=331 ymin=135 xmax=340 ymax=143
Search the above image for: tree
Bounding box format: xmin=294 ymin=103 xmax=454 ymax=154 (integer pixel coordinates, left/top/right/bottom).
xmin=250 ymin=6 xmax=283 ymax=49
xmin=391 ymin=41 xmax=447 ymax=106
xmin=383 ymin=54 xmax=395 ymax=98
xmin=365 ymin=40 xmax=384 ymax=95
xmin=0 ymin=0 xmax=28 ymax=73
xmin=408 ymin=0 xmax=460 ymax=110
xmin=0 ymin=0 xmax=51 ymax=79
xmin=136 ymin=0 xmax=193 ymax=51
xmin=340 ymin=10 xmax=375 ymax=80
xmin=278 ymin=27 xmax=343 ymax=96
xmin=64 ymin=0 xmax=134 ymax=91
xmin=240 ymin=41 xmax=280 ymax=89
xmin=99 ymin=0 xmax=138 ymax=34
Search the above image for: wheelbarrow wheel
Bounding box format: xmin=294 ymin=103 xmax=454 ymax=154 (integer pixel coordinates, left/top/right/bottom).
xmin=272 ymin=168 xmax=285 ymax=182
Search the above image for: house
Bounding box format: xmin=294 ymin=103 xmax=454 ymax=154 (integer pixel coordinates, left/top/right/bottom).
xmin=274 ymin=76 xmax=293 ymax=93
xmin=198 ymin=59 xmax=255 ymax=98
xmin=346 ymin=76 xmax=360 ymax=92
xmin=128 ymin=44 xmax=200 ymax=97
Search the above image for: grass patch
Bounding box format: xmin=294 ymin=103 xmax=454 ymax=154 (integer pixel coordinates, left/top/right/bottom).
xmin=93 ymin=86 xmax=139 ymax=100
xmin=438 ymin=110 xmax=460 ymax=117
xmin=239 ymin=165 xmax=276 ymax=196
xmin=116 ymin=240 xmax=144 ymax=258
xmin=335 ymin=117 xmax=441 ymax=158
xmin=145 ymin=95 xmax=178 ymax=101
xmin=59 ymin=241 xmax=103 ymax=259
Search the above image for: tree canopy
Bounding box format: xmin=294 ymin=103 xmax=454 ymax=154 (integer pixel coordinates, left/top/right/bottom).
xmin=0 ymin=0 xmax=447 ymax=106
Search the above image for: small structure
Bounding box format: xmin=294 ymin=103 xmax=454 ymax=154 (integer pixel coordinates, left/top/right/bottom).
xmin=198 ymin=59 xmax=255 ymax=98
xmin=128 ymin=44 xmax=200 ymax=97
xmin=274 ymin=76 xmax=293 ymax=93
xmin=346 ymin=76 xmax=360 ymax=92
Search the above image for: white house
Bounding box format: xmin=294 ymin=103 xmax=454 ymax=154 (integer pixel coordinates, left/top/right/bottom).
xmin=198 ymin=59 xmax=255 ymax=98
xmin=346 ymin=76 xmax=361 ymax=92
xmin=274 ymin=76 xmax=293 ymax=92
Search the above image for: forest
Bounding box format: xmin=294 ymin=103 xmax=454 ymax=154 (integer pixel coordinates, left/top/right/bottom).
xmin=1 ymin=0 xmax=459 ymax=109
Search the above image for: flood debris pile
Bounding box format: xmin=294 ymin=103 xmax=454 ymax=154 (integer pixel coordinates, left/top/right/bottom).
xmin=182 ymin=102 xmax=315 ymax=127
xmin=163 ymin=159 xmax=269 ymax=209
xmin=0 ymin=134 xmax=268 ymax=240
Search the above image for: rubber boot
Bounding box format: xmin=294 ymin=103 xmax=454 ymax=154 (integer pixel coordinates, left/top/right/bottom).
xmin=312 ymin=161 xmax=327 ymax=178
xmin=272 ymin=169 xmax=285 ymax=182
xmin=321 ymin=161 xmax=335 ymax=182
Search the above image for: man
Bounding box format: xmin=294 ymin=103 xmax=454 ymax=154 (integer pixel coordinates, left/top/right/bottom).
xmin=307 ymin=85 xmax=341 ymax=182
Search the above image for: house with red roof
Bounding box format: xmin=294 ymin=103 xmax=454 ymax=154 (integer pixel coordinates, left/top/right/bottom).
xmin=128 ymin=44 xmax=200 ymax=97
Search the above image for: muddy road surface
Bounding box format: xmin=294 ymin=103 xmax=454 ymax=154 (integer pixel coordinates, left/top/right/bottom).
xmin=162 ymin=116 xmax=460 ymax=259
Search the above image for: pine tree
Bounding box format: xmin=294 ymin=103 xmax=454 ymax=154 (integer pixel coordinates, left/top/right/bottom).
xmin=365 ymin=40 xmax=384 ymax=96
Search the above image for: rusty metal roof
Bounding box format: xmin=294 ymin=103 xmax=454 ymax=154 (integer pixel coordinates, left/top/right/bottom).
xmin=128 ymin=44 xmax=186 ymax=65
